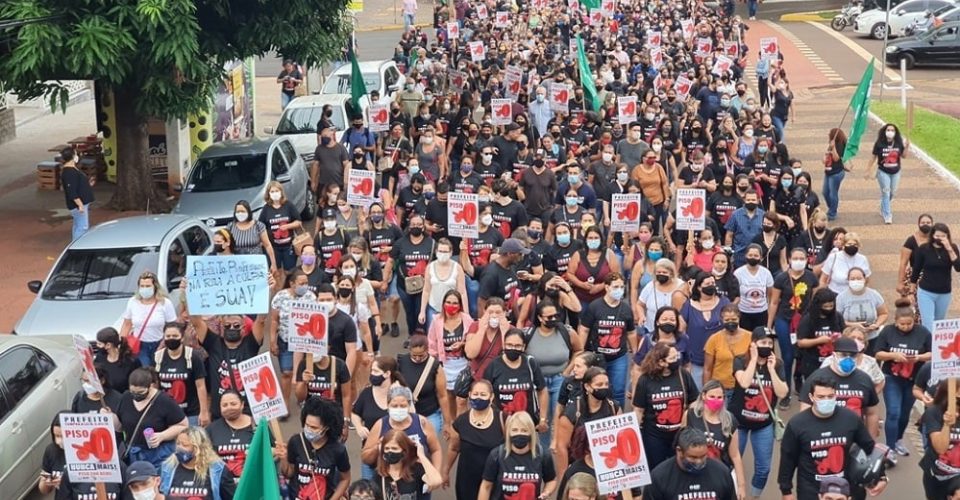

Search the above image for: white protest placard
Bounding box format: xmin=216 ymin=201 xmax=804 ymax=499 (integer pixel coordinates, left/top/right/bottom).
xmin=238 ymin=352 xmax=289 ymax=421
xmin=549 ymin=82 xmax=571 ymax=113
xmin=674 ymin=75 xmax=694 ymax=101
xmin=74 ymin=335 xmax=104 ymax=395
xmin=491 ymin=98 xmax=513 ymax=125
xmin=676 ymin=188 xmax=707 ymax=231
xmin=761 ymin=37 xmax=779 ymax=60
xmin=347 ymin=168 xmax=376 ymax=207
xmin=646 ymin=31 xmax=662 ymax=47
xmin=585 ymin=412 xmax=651 ymax=494
xmin=616 ymin=96 xmax=637 ymax=125
xmin=932 ymin=319 xmax=960 ymax=379
xmin=446 ymin=21 xmax=460 ymax=40
xmin=503 ymin=66 xmax=523 ymax=100
xmin=186 ymin=255 xmax=270 ymax=315
xmin=589 ymin=8 xmax=603 ymax=26
xmin=469 ymin=41 xmax=486 ymax=63
xmin=611 ymin=194 xmax=642 ymax=233
xmin=495 ymin=10 xmax=510 ymax=27
xmin=600 ymin=0 xmax=616 ymax=18
xmin=568 ymin=0 xmax=579 ymax=12
xmin=61 ymin=413 xmax=122 ymax=484
xmin=448 ymin=70 xmax=467 ymax=90
xmin=695 ymin=37 xmax=713 ymax=56
xmin=712 ymin=54 xmax=734 ymax=76
xmin=368 ymin=103 xmax=389 ymax=132
xmin=724 ymin=41 xmax=740 ymax=59
xmin=475 ymin=3 xmax=488 ymax=18
xmin=447 ymin=192 xmax=479 ymax=239
xmin=287 ymin=300 xmax=329 ymax=356
xmin=649 ymin=46 xmax=663 ymax=69
xmin=681 ymin=19 xmax=695 ymax=40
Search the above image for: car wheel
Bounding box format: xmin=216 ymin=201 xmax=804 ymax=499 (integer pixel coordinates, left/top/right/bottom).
xmin=899 ymin=52 xmax=916 ymax=70
xmin=300 ymin=187 xmax=316 ymax=221
xmin=871 ymin=22 xmax=888 ymax=39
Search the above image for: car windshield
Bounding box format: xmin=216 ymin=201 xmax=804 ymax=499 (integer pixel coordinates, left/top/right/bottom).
xmin=322 ymin=72 xmax=381 ymax=94
xmin=933 ymin=5 xmax=955 ymax=15
xmin=275 ymin=106 xmax=346 ymax=134
xmin=185 ymin=154 xmax=266 ymax=192
xmin=43 ymin=247 xmax=161 ymax=300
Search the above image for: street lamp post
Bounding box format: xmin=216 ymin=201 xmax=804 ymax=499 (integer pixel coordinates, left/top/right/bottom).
xmin=879 ymin=0 xmax=892 ymax=100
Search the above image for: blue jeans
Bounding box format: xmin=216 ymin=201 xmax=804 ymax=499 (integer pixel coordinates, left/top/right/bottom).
xmin=281 ymin=93 xmax=293 ymax=109
xmin=397 ymin=286 xmax=423 ymax=336
xmin=137 ymin=340 xmax=161 ymax=368
xmin=821 ymin=171 xmax=845 ymax=220
xmin=404 ymin=13 xmax=415 ymax=30
xmin=748 ymin=0 xmax=759 ymax=16
xmin=425 ymin=305 xmax=439 ymax=332
xmin=771 ymin=116 xmax=787 ymax=143
xmin=607 ymin=354 xmax=629 ymax=407
xmin=876 ymin=170 xmax=901 ymax=220
xmin=738 ymin=424 xmax=775 ymax=497
xmin=774 ymin=316 xmax=796 ymax=394
xmin=690 ymin=364 xmax=704 ymax=391
xmin=540 ymin=374 xmax=565 ymax=451
xmin=71 ymin=204 xmax=90 ymax=241
xmin=465 ymin=275 xmax=480 ymax=319
xmin=917 ymin=288 xmax=951 ymax=328
xmin=361 ymin=462 xmax=376 ymax=480
xmin=425 ymin=411 xmax=443 ymax=437
xmin=884 ymin=375 xmax=916 ymax=445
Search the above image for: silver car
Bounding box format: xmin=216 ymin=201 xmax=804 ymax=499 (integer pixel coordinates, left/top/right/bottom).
xmin=0 ymin=335 xmax=82 ymax=500
xmin=14 ymin=215 xmax=213 ymax=341
xmin=174 ymin=136 xmax=314 ymax=227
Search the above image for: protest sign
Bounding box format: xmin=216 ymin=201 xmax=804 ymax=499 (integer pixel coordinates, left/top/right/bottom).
xmin=650 ymin=46 xmax=663 ymax=69
xmin=712 ymin=54 xmax=734 ymax=76
xmin=549 ymin=83 xmax=571 ymax=113
xmin=446 ymin=21 xmax=459 ymax=40
xmin=696 ymin=37 xmax=713 ymax=56
xmin=504 ymin=66 xmax=523 ymax=100
xmin=932 ymin=319 xmax=960 ymax=379
xmin=724 ymin=41 xmax=740 ymax=58
xmin=186 ymin=255 xmax=270 ymax=315
xmin=449 ymin=70 xmax=467 ymax=90
xmin=611 ymin=194 xmax=642 ymax=233
xmin=761 ymin=37 xmax=779 ymax=60
xmin=368 ymin=103 xmax=389 ymax=132
xmin=646 ymin=30 xmax=662 ymax=47
xmin=681 ymin=19 xmax=695 ymax=40
xmin=676 ymin=189 xmax=707 ymax=230
xmin=585 ymin=412 xmax=652 ymax=494
xmin=347 ymin=168 xmax=376 ymax=207
xmin=287 ymin=300 xmax=329 ymax=357
xmin=492 ymin=99 xmax=513 ymax=125
xmin=617 ymin=96 xmax=637 ymax=125
xmin=469 ymin=41 xmax=486 ymax=62
xmin=61 ymin=413 xmax=122 ymax=484
xmin=74 ymin=334 xmax=104 ymax=395
xmin=590 ymin=8 xmax=603 ymax=26
xmin=238 ymin=353 xmax=289 ymax=421
xmin=447 ymin=192 xmax=479 ymax=239
xmin=601 ymin=0 xmax=616 ymax=17
xmin=495 ymin=11 xmax=510 ymax=27
xmin=475 ymin=3 xmax=488 ymax=18
xmin=674 ymin=76 xmax=694 ymax=100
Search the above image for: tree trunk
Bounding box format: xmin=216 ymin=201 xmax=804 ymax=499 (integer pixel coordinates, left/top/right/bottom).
xmin=108 ymin=84 xmax=169 ymax=211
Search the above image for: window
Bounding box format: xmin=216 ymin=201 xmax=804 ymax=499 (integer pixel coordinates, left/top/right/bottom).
xmin=385 ymin=66 xmax=400 ymax=88
xmin=276 ymin=106 xmax=346 ymax=134
xmin=0 ymin=347 xmax=55 ymax=413
xmin=186 ymin=154 xmax=267 ymax=192
xmin=42 ymin=247 xmax=161 ymax=300
xmin=182 ymin=226 xmax=211 ymax=256
xmin=935 ymin=26 xmax=959 ymax=40
xmin=279 ymin=140 xmax=299 ymax=167
xmin=166 ymin=239 xmax=187 ymax=290
xmin=322 ymin=73 xmax=381 ymax=95
xmin=271 ymin=148 xmax=290 ymax=178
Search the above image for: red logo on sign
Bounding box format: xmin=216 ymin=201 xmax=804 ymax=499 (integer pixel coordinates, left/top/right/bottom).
xmin=940 ymin=333 xmax=960 ymax=359
xmin=681 ymin=196 xmax=704 ymax=218
xmin=553 ymin=88 xmax=569 ymax=103
xmin=676 ymin=81 xmax=691 ymax=95
xmin=472 ymin=43 xmax=484 ymax=56
xmin=508 ymin=79 xmax=521 ymax=95
xmin=352 ymin=177 xmax=374 ymax=196
xmin=495 ymin=102 xmax=511 ymax=118
xmin=453 ymin=202 xmax=477 ymax=225
xmin=372 ymin=108 xmax=388 ymax=124
xmin=765 ymin=41 xmax=778 ymax=55
xmin=591 ymin=11 xmax=602 ymax=23
xmin=72 ymin=427 xmax=114 ymax=462
xmin=297 ymin=313 xmax=327 ymax=340
xmin=700 ymin=41 xmax=712 ymax=54
xmin=599 ymin=427 xmax=643 ymax=468
xmin=616 ymin=201 xmax=638 ymax=220
xmin=726 ymin=43 xmax=738 ymax=57
xmin=622 ymin=101 xmax=636 ymax=115
xmin=250 ymin=366 xmax=278 ymax=402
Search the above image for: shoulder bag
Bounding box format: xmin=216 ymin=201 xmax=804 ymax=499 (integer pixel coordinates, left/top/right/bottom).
xmin=126 ymin=300 xmax=159 ymax=355
xmin=755 ymin=374 xmax=785 ymax=441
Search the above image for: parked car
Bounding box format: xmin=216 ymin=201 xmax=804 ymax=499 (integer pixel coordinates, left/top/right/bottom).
xmin=174 ymin=136 xmax=314 ymax=227
xmin=889 ymin=1 xmax=958 ymax=34
xmin=265 ymin=94 xmax=369 ymax=161
xmin=903 ymin=4 xmax=960 ymax=34
xmin=886 ymin=21 xmax=960 ymax=67
xmin=321 ymin=60 xmax=402 ymax=104
xmin=0 ymin=335 xmax=84 ymax=500
xmin=14 ymin=215 xmax=213 ymax=341
xmin=855 ymin=0 xmax=953 ymax=38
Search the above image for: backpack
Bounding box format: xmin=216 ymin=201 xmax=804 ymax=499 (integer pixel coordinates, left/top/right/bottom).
xmin=155 ymin=346 xmax=194 ymax=370
xmin=522 ymin=324 xmax=572 ymax=352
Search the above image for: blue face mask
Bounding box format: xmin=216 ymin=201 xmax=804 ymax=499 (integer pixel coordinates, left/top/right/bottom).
xmin=587 ymin=239 xmax=601 ymax=250
xmin=758 ymin=146 xmax=769 ymax=154
xmin=175 ymin=450 xmax=195 ymax=465
xmin=682 ymin=459 xmax=707 ymax=474
xmin=568 ymin=174 xmax=580 ymax=185
xmin=815 ymin=398 xmax=838 ymax=416
xmin=610 ymin=287 xmax=625 ymax=300
xmin=781 ymin=179 xmax=793 ymax=189
xmin=837 ymin=356 xmax=857 ymax=375
xmin=648 ymin=250 xmax=663 ymax=261
xmin=565 ymin=196 xmax=579 ymax=207
xmin=557 ymin=233 xmax=571 ymax=246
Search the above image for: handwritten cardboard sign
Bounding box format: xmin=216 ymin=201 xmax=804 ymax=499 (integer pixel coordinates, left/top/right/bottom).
xmin=186 ymin=255 xmax=270 ymax=315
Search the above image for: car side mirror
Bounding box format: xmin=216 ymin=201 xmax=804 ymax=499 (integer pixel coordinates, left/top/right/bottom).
xmin=263 ymin=126 xmax=275 ymax=135
xmin=275 ymin=172 xmax=292 ymax=183
xmin=28 ymin=280 xmax=42 ymax=294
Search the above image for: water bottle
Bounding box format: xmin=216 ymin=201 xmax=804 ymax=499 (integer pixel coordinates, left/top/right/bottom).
xmin=143 ymin=427 xmax=155 ymax=448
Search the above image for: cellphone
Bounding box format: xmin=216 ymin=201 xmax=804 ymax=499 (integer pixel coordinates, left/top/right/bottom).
xmin=40 ymin=472 xmax=52 ymax=479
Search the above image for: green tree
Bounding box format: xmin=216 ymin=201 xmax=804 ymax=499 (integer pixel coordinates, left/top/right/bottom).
xmin=0 ymin=0 xmax=350 ymax=209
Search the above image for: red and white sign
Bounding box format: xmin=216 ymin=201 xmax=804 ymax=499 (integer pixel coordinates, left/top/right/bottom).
xmin=549 ymin=82 xmax=571 ymax=113
xmin=61 ymin=413 xmax=122 ymax=484
xmin=724 ymin=41 xmax=740 ymax=58
xmin=760 ymin=37 xmax=779 ymax=60
xmin=611 ymin=194 xmax=642 ymax=233
xmin=495 ymin=10 xmax=510 ymax=28
xmin=568 ymin=0 xmax=579 ymax=12
xmin=238 ymin=353 xmax=289 ymax=421
xmin=616 ymin=96 xmax=637 ymax=125
xmin=347 ymin=168 xmax=376 ymax=207
xmin=585 ymin=413 xmax=652 ymax=494
xmin=653 ymin=73 xmax=663 ymax=93
xmin=600 ymin=0 xmax=616 ymax=18
xmin=674 ymin=75 xmax=694 ymax=101
xmin=504 ymin=66 xmax=523 ymax=100
xmin=589 ymin=8 xmax=603 ymax=26
xmin=646 ymin=31 xmax=662 ymax=47
xmin=447 ymin=192 xmax=479 ymax=239
xmin=475 ymin=3 xmax=488 ymax=18
xmin=74 ymin=334 xmax=104 ymax=395
xmin=676 ymin=188 xmax=707 ymax=231
xmin=649 ymin=46 xmax=663 ymax=69
xmin=712 ymin=54 xmax=734 ymax=76
xmin=469 ymin=41 xmax=486 ymax=62
xmin=695 ymin=37 xmax=713 ymax=56
xmin=287 ymin=300 xmax=329 ymax=356
xmin=368 ymin=103 xmax=389 ymax=132
xmin=932 ymin=319 xmax=960 ymax=379
xmin=681 ymin=19 xmax=695 ymax=40
xmin=449 ymin=70 xmax=467 ymax=90
xmin=447 ymin=21 xmax=460 ymax=40
xmin=491 ymin=98 xmax=513 ymax=125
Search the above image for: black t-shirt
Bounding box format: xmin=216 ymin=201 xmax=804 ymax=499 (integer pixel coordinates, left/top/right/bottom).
xmin=56 ymin=477 xmax=123 ymax=500
xmin=285 ymin=435 xmax=351 ymax=500
xmin=772 ymin=271 xmax=817 ymax=318
xmin=685 ymin=408 xmax=735 ymax=468
xmin=557 ymin=376 xmax=583 ymax=407
xmin=368 ymin=224 xmax=404 ymax=265
xmin=390 ymin=236 xmax=434 ymax=292
xmin=398 ymin=354 xmax=442 ymax=416
xmin=796 ymin=314 xmax=846 ymax=376
xmin=644 ymin=457 xmax=736 ymax=500
xmin=483 ymin=356 xmax=546 ymax=422
xmin=915 ymin=362 xmax=940 ymax=399
xmin=259 ymin=202 xmax=300 ymax=247
xmin=352 ymin=387 xmax=388 ymax=436
xmin=424 ymin=200 xmax=450 ymax=241
xmin=296 ymin=356 xmax=351 ymax=405
xmin=314 ymin=229 xmax=348 ymax=278
xmin=117 ymin=391 xmax=186 ymax=449
xmin=205 ymin=418 xmax=256 ymax=479
xmin=751 ymin=231 xmax=788 ymax=276
xmin=450 ymin=171 xmax=484 ymax=194
xmin=467 ymin=227 xmax=504 ymax=277
xmin=374 ymin=463 xmax=427 ymax=500
xmin=93 ymin=353 xmax=140 ymax=393
xmin=165 ymin=463 xmax=236 ymax=499
xmin=491 ymin=201 xmax=529 ymax=240
xmin=707 ymin=191 xmax=743 ymax=236
xmin=632 ymin=371 xmax=700 ymax=440
xmin=397 ymin=187 xmax=425 ymax=222
xmin=543 ymin=241 xmax=581 ymax=274
xmin=203 ymin=333 xmax=262 ymax=419
xmin=920 ymin=406 xmax=960 ymax=480
xmin=730 ymin=357 xmax=785 ymax=430
xmin=580 ymin=297 xmax=635 ymax=360
xmin=875 ymin=324 xmax=931 ymax=380
xmin=678 ymin=165 xmax=716 ymax=187
xmin=561 ymin=396 xmax=619 ymax=428
xmin=872 ymin=140 xmax=905 ymax=175
xmin=799 ymin=367 xmax=879 ymax=418
xmin=481 ymin=445 xmax=557 ymax=500
xmin=41 ymin=442 xmax=65 ymax=478
xmin=156 ymin=348 xmax=207 ymax=416
xmin=791 ymin=230 xmax=829 ymax=267
xmin=778 ymin=408 xmax=874 ymax=498
xmin=325 ymin=310 xmax=358 ymax=362
xmin=478 ymin=261 xmax=521 ymax=312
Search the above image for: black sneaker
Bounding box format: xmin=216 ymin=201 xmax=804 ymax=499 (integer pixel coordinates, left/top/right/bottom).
xmin=778 ymin=396 xmax=791 ymax=410
xmin=402 ymin=339 xmax=410 ymax=349
xmin=390 ymin=322 xmax=400 ymax=337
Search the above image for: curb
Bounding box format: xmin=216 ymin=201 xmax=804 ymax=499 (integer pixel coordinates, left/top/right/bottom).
xmin=868 ymin=110 xmax=960 ymax=193
xmin=355 ymin=22 xmax=430 ymax=33
xmin=780 ymin=12 xmax=830 ymax=22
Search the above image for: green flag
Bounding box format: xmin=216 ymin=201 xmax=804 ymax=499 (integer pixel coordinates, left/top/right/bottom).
xmin=842 ymin=59 xmax=874 ymax=162
xmin=576 ymin=35 xmax=600 ymax=113
xmin=579 ymin=0 xmax=600 ymax=9
xmin=234 ymin=419 xmax=282 ymax=500
xmin=348 ymin=45 xmax=367 ymax=112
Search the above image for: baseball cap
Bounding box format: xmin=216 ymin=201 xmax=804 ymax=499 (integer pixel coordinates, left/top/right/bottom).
xmin=499 ymin=238 xmax=531 ymax=255
xmin=819 ymin=476 xmax=851 ymax=495
xmin=322 ymin=207 xmax=337 ymax=220
xmin=125 ymin=461 xmax=158 ymax=486
xmin=834 ymin=337 xmax=859 ymax=354
xmin=751 ymin=326 xmax=776 ymax=342
xmin=504 ymin=123 xmax=522 ymax=132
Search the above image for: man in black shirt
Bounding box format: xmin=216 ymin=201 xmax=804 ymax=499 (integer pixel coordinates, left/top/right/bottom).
xmin=60 ymin=147 xmax=95 ymax=241
xmin=798 ymin=338 xmax=881 ymax=438
xmin=189 ymin=312 xmax=266 ymax=418
xmin=644 ymin=427 xmax=736 ymax=500
xmin=478 ymin=238 xmax=527 ymax=315
xmin=316 ymin=283 xmax=358 ymax=376
xmin=518 ymin=152 xmax=558 ymax=221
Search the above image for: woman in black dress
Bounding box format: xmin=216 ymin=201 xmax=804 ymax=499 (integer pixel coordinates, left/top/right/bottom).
xmin=443 ymin=379 xmax=505 ymax=500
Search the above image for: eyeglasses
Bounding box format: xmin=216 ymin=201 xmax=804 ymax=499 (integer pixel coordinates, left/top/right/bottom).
xmin=504 ymin=343 xmax=525 ymax=350
xmin=223 ymin=323 xmax=243 ymax=329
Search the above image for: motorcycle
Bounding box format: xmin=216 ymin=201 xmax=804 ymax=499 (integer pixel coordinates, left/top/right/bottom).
xmin=903 ymin=12 xmax=935 ymax=37
xmin=831 ymin=1 xmax=863 ymax=31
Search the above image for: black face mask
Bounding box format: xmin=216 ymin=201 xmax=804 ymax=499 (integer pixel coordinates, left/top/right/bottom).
xmin=504 ymin=349 xmax=523 ymax=361
xmin=659 ymin=323 xmax=677 ymax=334
xmin=820 ymin=307 xmax=835 ymax=317
xmin=919 ymin=225 xmax=933 ymax=234
xmin=591 ymin=387 xmax=611 ymax=400
xmin=131 ymin=391 xmax=150 ymax=402
xmin=844 ymin=246 xmax=859 ymax=256
xmin=223 ymin=328 xmax=242 ymax=343
xmin=543 ymin=318 xmax=558 ymax=329
xmin=409 ymin=227 xmax=424 ymax=237
xmin=545 ymin=288 xmax=560 ymax=299
xmin=746 ymin=257 xmax=761 ymax=267
xmin=667 ymin=360 xmax=681 ymax=372
xmin=701 ymin=285 xmax=717 ymax=296
xmin=338 ymin=287 xmax=353 ymax=298
xmin=164 ymin=338 xmax=182 ymax=351
xmin=757 ymin=346 xmax=774 ymax=358
xmin=655 ymin=274 xmax=670 ymax=285
xmin=370 ymin=374 xmax=386 ymax=386
xmin=510 ymin=435 xmax=531 ymax=448
xmin=383 ymin=451 xmax=404 ymax=464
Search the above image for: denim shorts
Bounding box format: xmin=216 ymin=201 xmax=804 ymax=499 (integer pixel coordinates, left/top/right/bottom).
xmin=274 ymin=245 xmax=297 ymax=271
xmin=276 ymin=338 xmax=294 ymax=373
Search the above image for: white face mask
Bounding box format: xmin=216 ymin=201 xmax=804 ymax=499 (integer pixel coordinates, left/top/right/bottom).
xmin=351 ymin=252 xmax=364 ymax=262
xmin=422 ymin=136 xmax=434 ymax=145
xmin=269 ymin=191 xmax=282 ymax=202
xmin=489 ymin=317 xmax=500 ymax=328
xmin=341 ymin=268 xmax=357 ymax=278
xmin=602 ymin=152 xmax=614 ymax=162
xmin=131 ymin=488 xmax=157 ymax=500
xmin=790 ymin=259 xmax=806 ymax=272
xmin=744 ymin=129 xmax=754 ymax=137
xmin=323 ymin=220 xmax=337 ymax=230
xmin=617 ymin=172 xmax=628 ymax=183
xmin=848 ymin=279 xmax=866 ymax=292
xmin=235 ymin=211 xmax=249 ymax=222
xmin=82 ymin=382 xmax=99 ymax=395
xmin=389 ymin=407 xmax=409 ymax=422
xmin=481 ymin=214 xmax=494 ymax=226
xmin=701 ymin=239 xmax=715 ymax=249
xmin=886 ymin=131 xmax=896 ymax=140
xmin=139 ymin=287 xmax=155 ymax=299
xmin=436 ymin=252 xmax=452 ymax=263
xmin=318 ymin=301 xmax=336 ymax=315
xmin=652 ymin=143 xmax=663 ymax=152
xmin=482 ymin=154 xmax=493 ymax=164
xmin=631 ymin=131 xmax=642 ymax=140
